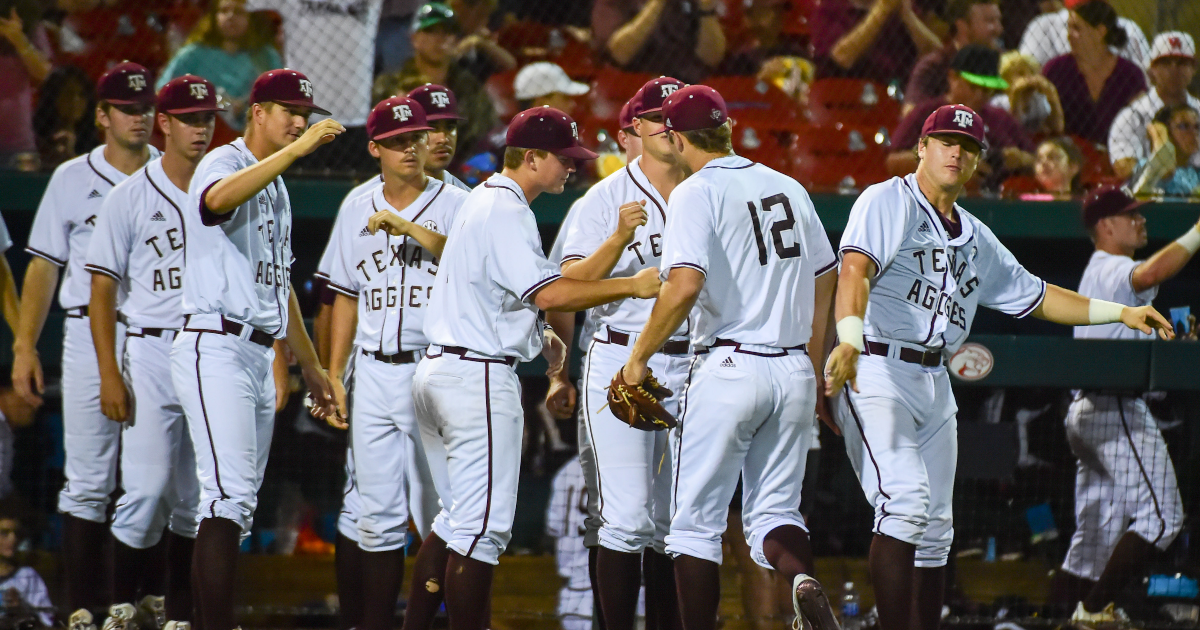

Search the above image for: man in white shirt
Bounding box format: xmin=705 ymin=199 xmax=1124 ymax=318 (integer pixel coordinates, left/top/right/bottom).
xmin=411 ymin=106 xmax=660 ymax=630
xmin=1018 ymin=0 xmax=1149 ymax=69
xmin=1109 ymin=32 xmax=1199 ymax=179
xmin=1055 ymin=187 xmax=1198 ymax=626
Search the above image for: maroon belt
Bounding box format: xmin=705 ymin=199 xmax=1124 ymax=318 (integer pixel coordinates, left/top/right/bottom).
xmin=864 ymin=340 xmax=943 ymax=367
xmin=605 ymin=330 xmax=690 ymax=356
xmin=438 ymin=345 xmax=517 ymax=366
xmin=363 ymin=348 xmax=420 ymax=365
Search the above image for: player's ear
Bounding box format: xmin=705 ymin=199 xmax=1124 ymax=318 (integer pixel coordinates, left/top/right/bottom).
xmin=156 ymin=112 xmax=171 ymax=137
xmin=524 ymin=148 xmax=538 ymax=169
xmin=367 ymin=140 xmax=381 ymax=159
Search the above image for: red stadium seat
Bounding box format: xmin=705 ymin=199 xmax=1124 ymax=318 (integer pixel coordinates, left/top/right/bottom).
xmin=496 ymin=21 xmax=596 ymax=76
xmin=580 ymin=67 xmax=656 ymax=135
xmin=807 ymin=78 xmax=902 ymax=128
xmin=789 ymin=123 xmax=891 ymax=192
xmin=486 ymin=69 xmax=520 ymax=121
xmin=704 ymin=75 xmax=806 ymax=128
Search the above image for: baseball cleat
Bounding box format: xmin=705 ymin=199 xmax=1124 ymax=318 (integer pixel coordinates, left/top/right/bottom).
xmin=792 ymin=574 xmax=842 ymax=630
xmin=69 ymin=609 xmax=97 ymax=630
xmin=101 ymin=603 xmax=139 ymax=630
xmin=138 ymin=596 xmax=167 ymax=630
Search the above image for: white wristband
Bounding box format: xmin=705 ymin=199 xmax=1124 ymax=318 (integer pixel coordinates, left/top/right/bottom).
xmin=835 ymin=316 xmax=865 ymax=352
xmin=1087 ymin=299 xmax=1125 ymax=325
xmin=1176 ymin=224 xmax=1200 ymax=255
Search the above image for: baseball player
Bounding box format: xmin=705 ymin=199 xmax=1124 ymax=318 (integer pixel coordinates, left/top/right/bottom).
xmin=411 ymin=106 xmax=660 ymax=630
xmin=559 ymin=77 xmax=691 ymax=630
xmin=168 ymin=69 xmax=341 ymax=630
xmin=1056 ymin=187 xmax=1197 ymax=625
xmin=12 ymin=62 xmax=159 ymax=628
xmin=823 ymin=104 xmax=1174 ymax=630
xmin=617 ymin=85 xmax=838 ymax=630
xmin=324 ymin=96 xmax=469 ymax=630
xmin=85 ymin=75 xmax=226 ymax=630
xmin=0 ymin=213 xmax=19 ymax=337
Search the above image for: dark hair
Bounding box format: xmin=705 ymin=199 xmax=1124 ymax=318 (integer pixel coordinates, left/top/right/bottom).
xmin=1152 ymin=102 xmax=1199 ymax=126
xmin=1073 ymin=1 xmax=1128 ymax=48
xmin=32 ymin=65 xmax=100 ymax=157
xmin=187 ymin=0 xmax=278 ymax=56
xmin=944 ymin=0 xmax=998 ymax=37
xmin=1040 ymin=136 xmax=1084 ymax=193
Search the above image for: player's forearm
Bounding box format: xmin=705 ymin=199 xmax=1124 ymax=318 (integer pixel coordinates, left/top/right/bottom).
xmin=13 ymin=258 xmax=58 ymax=354
xmin=545 ymin=310 xmax=576 ymax=368
xmin=0 ymin=257 xmax=21 ymax=335
xmin=328 ymin=294 xmax=358 ymax=380
xmin=204 ymin=150 xmax=300 ymax=214
xmin=807 ymin=269 xmax=838 ymax=372
xmin=88 ymin=274 xmax=121 ymax=378
xmin=405 ymin=223 xmax=448 ymax=257
xmin=1132 ymin=223 xmax=1199 ymax=292
xmin=561 ymin=235 xmax=629 ymax=281
xmin=284 ymin=286 xmax=322 ymax=369
xmin=1031 ymin=284 xmax=1096 ymax=325
xmin=313 ymin=302 xmax=333 ymax=368
xmin=629 ymin=269 xmax=701 ymax=366
xmin=535 ymin=276 xmax=642 ymax=312
xmin=606 ymin=0 xmax=666 ymax=65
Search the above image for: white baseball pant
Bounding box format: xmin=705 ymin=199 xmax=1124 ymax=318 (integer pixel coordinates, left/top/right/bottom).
xmin=414 ymin=348 xmax=521 ymax=565
xmin=581 ymin=336 xmax=689 ymax=554
xmin=111 ymin=332 xmax=200 ymax=548
xmin=665 ymin=344 xmax=815 ymax=568
xmin=576 ymin=376 xmax=601 ymax=549
xmin=58 ymin=315 xmax=125 ymax=522
xmin=337 ymin=352 xmax=363 ymax=542
xmin=171 ymin=329 xmax=276 ymax=537
xmin=835 ymin=353 xmax=957 ymax=568
xmin=1061 ymin=393 xmax=1184 ymax=581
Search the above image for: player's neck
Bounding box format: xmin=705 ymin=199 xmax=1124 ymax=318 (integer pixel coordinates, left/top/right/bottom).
xmin=684 ymin=150 xmax=733 ymax=176
xmin=425 ymin=167 xmax=445 ymax=181
xmin=639 ymin=154 xmax=686 ymax=201
xmin=161 ymin=148 xmax=201 ymax=193
xmin=1096 ymin=240 xmax=1136 ymax=259
xmin=103 ymin=141 xmax=150 ymax=176
xmin=914 ymin=168 xmax=961 ymax=219
xmin=381 ymin=171 xmax=428 ymax=210
xmin=501 ymin=167 xmax=541 ymax=204
xmin=242 ymin=126 xmax=279 ymax=162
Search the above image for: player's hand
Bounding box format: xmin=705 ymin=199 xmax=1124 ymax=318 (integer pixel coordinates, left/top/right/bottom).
xmin=814 ymin=378 xmax=841 ymax=436
xmin=1121 ymin=305 xmax=1175 ymax=340
xmin=325 ymin=376 xmax=349 ymax=430
xmin=11 ymin=348 xmax=44 ymax=407
xmin=367 ymin=210 xmax=412 ymax=237
xmin=99 ymin=370 xmax=130 ymax=422
xmin=301 ymin=364 xmax=341 ymax=421
xmin=823 ymin=342 xmax=860 ymax=396
xmin=545 ymin=374 xmax=577 ymax=419
xmin=614 ymin=201 xmax=648 ymax=245
xmin=292 ymin=119 xmax=346 ymax=157
xmin=629 ymin=267 xmax=662 ymax=299
xmin=620 ymin=361 xmax=648 ymax=386
xmin=542 ymin=327 xmax=568 ymax=377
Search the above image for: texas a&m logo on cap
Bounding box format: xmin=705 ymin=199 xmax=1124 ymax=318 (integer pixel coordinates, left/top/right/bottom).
xmin=190 ymin=83 xmax=209 ymax=99
xmin=298 ymin=79 xmax=313 ymax=98
xmin=393 ymin=104 xmax=413 ymax=121
xmin=128 ymin=74 xmax=147 ymax=91
xmin=660 ymin=84 xmax=679 ymax=98
xmin=953 ymin=109 xmax=974 ymax=128
xmin=570 ymin=121 xmax=578 ymax=139
xmin=430 ymin=91 xmax=450 ymax=108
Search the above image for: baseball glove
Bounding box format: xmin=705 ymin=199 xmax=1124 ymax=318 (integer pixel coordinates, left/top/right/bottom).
xmin=607 ymin=367 xmax=677 ymax=431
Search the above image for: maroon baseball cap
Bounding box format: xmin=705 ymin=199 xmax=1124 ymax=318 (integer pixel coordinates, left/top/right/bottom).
xmin=652 ymin=85 xmax=728 ymax=135
xmin=1082 ymin=185 xmax=1146 ymax=228
xmin=250 ymin=69 xmax=331 ymax=115
xmin=97 ymin=62 xmax=155 ymax=106
xmin=921 ymin=103 xmax=988 ymax=152
xmin=632 ymin=77 xmax=687 ymax=117
xmin=618 ymin=99 xmax=635 ymax=131
xmin=368 ymin=97 xmax=434 ymax=141
xmin=506 ymin=106 xmax=598 ymax=160
xmin=156 ymin=75 xmax=225 ymax=115
xmin=407 ymin=83 xmax=465 ymax=122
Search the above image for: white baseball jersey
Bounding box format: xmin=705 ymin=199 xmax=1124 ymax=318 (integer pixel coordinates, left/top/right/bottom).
xmin=1108 ymin=89 xmax=1200 ymax=169
xmin=838 ymin=174 xmax=1047 ymax=353
xmin=325 ymin=179 xmax=468 ymax=353
xmin=27 ymin=145 xmax=158 ymax=308
xmin=0 ymin=211 xmax=12 ymax=253
xmin=548 ymin=198 xmax=598 ymax=353
xmin=562 ymin=157 xmax=687 ymax=336
xmin=1019 ymin=9 xmax=1150 ymax=69
xmin=182 ymin=138 xmax=294 ymax=336
xmin=1073 ymin=250 xmax=1157 ymax=340
xmin=661 ymin=155 xmax=836 ymax=347
xmin=424 ymin=173 xmax=561 ymax=361
xmin=85 ymin=158 xmax=189 ymax=329
xmin=546 ymin=456 xmax=591 ymax=589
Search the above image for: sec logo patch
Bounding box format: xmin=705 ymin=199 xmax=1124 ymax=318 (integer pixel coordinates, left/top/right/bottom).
xmin=948 ymin=342 xmax=993 ymax=381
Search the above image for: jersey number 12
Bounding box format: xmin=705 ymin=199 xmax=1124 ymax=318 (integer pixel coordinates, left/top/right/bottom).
xmin=747 ymin=193 xmax=801 ymax=266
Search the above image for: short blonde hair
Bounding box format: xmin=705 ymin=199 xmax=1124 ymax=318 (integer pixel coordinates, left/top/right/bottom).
xmin=503 ymin=146 xmax=549 ymax=170
xmin=679 ymin=120 xmax=733 ymax=154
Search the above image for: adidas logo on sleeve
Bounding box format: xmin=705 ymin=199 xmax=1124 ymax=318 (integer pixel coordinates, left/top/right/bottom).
xmin=87 ymin=190 xmax=102 ymax=199
xmin=359 ymin=226 xmax=371 ymax=237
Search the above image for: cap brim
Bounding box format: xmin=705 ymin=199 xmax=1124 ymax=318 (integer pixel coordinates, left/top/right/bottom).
xmin=425 ymin=112 xmax=466 ymax=121
xmin=563 ymin=81 xmax=590 ymax=96
xmin=272 ymin=99 xmax=333 ymax=116
xmin=1153 ymin=53 xmax=1195 ymax=62
xmin=554 ymin=145 xmax=599 ymax=160
xmin=927 ymin=130 xmax=988 ymax=152
xmin=372 ymin=125 xmax=435 ymax=141
xmin=959 ymin=71 xmax=1008 ymax=90
xmin=163 ymin=105 xmax=228 ymax=114
xmin=102 ymin=97 xmax=156 ymax=106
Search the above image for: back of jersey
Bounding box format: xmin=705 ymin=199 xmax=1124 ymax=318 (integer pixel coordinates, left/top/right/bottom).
xmin=660 ymin=156 xmax=836 ymax=348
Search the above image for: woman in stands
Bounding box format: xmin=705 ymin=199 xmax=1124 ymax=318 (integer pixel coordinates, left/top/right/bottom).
xmin=1131 ymin=103 xmax=1200 ymax=198
xmin=1030 ymin=136 xmax=1085 ymax=199
xmin=1042 ymin=0 xmax=1145 ymax=145
xmin=156 ymin=0 xmax=280 ymax=131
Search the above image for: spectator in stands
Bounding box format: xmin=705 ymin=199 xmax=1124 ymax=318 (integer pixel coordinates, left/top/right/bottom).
xmin=992 ymin=51 xmax=1064 ymax=137
xmin=377 ymin=0 xmax=423 ymax=75
xmin=0 ymin=498 xmax=52 ymax=628
xmin=374 ymin=2 xmax=496 ymax=164
xmin=757 ymin=56 xmax=815 ymax=112
xmin=904 ymin=0 xmax=1003 ymax=111
xmin=1031 ymin=135 xmax=1084 ymax=197
xmin=1109 ymin=32 xmax=1198 ymax=180
xmin=592 ymin=0 xmax=725 ymax=84
xmin=47 ymin=0 xmax=170 ymax=83
xmin=449 ymin=0 xmax=515 ymax=83
xmin=811 ymin=0 xmax=942 ymax=84
xmin=1019 ymin=0 xmax=1149 ymax=69
xmin=0 ymin=0 xmax=51 ymax=171
xmin=720 ymin=0 xmax=809 ymax=77
xmin=156 ymin=0 xmax=281 ymax=132
xmin=1129 ymin=104 xmax=1200 ymax=198
xmin=513 ymin=61 xmax=588 ymax=114
xmin=1042 ymin=1 xmax=1146 ymax=146
xmin=888 ymin=44 xmax=1035 ymax=187
xmin=31 ymin=65 xmax=97 ymax=169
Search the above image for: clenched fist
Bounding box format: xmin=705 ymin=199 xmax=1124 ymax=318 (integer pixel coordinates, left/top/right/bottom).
xmin=630 ymin=267 xmax=662 ymax=299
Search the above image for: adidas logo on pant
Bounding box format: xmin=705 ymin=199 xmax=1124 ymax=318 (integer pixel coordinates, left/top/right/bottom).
xmin=150 ymin=211 xmax=166 ymax=221
xmin=720 ymin=357 xmax=736 ymax=367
